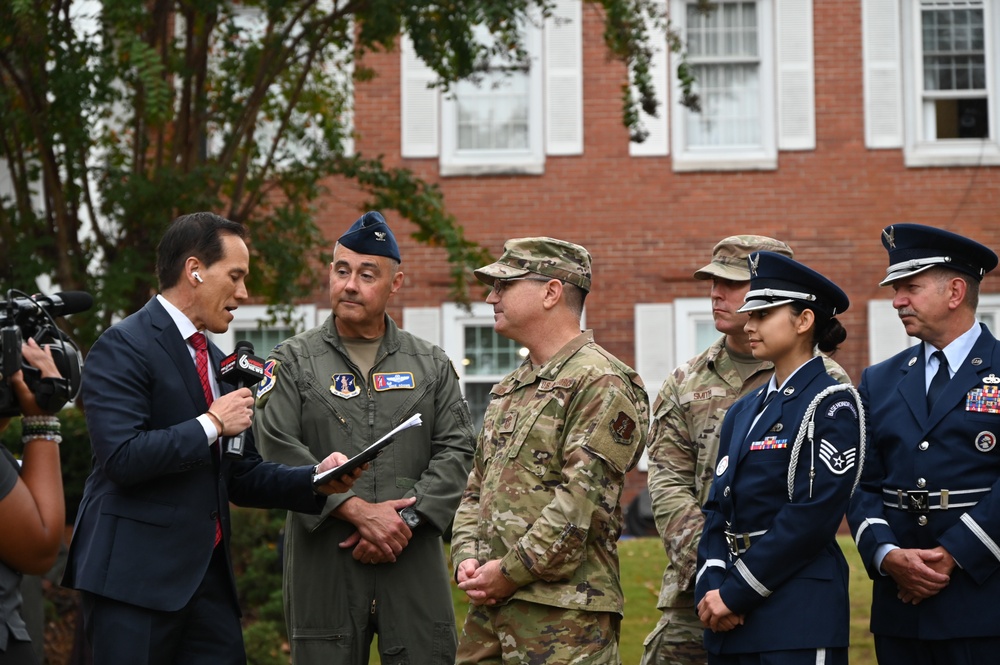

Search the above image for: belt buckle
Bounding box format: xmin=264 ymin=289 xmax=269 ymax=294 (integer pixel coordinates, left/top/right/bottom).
xmin=907 ymin=490 xmax=929 ymax=514
xmin=724 ymin=532 xmax=739 ymax=557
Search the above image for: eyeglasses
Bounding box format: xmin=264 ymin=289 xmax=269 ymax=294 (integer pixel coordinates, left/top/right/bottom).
xmin=491 ymin=277 xmax=554 ymax=296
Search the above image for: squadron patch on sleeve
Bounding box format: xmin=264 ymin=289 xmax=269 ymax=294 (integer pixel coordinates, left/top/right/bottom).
xmin=819 ymin=438 xmax=856 ymax=475
xmin=583 ymin=387 xmax=642 ymax=474
xmin=609 ymin=411 xmax=637 ymax=445
xmin=825 ymin=399 xmax=858 ymax=419
xmin=255 ymin=359 xmax=280 ymax=407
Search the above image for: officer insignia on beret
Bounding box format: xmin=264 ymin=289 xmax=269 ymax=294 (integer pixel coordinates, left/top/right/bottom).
xmin=882 ymin=226 xmax=896 ymax=249
xmin=975 ymin=431 xmax=997 ymax=453
xmin=610 ymin=411 xmax=637 ymax=444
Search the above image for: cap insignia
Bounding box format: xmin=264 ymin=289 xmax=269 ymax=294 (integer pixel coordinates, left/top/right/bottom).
xmin=749 ymin=252 xmax=760 ymax=278
xmin=374 ymin=231 xmax=387 ymax=242
xmin=883 ymin=226 xmax=896 ymax=249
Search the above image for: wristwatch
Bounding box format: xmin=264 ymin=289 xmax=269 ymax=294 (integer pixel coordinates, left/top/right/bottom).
xmin=398 ymin=506 xmax=423 ymax=528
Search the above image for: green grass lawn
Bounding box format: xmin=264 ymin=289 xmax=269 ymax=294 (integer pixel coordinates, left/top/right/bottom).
xmin=371 ymin=535 xmax=877 ymax=664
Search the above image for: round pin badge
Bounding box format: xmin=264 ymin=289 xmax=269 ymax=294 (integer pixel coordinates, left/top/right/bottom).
xmin=975 ymin=431 xmax=997 ymax=453
xmin=716 ymin=455 xmax=729 ymax=476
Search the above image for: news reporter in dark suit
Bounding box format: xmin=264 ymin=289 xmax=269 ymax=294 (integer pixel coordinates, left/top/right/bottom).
xmin=695 ymin=252 xmax=863 ymax=665
xmin=63 ymin=212 xmax=361 ymax=665
xmin=848 ymin=224 xmax=1000 ymax=665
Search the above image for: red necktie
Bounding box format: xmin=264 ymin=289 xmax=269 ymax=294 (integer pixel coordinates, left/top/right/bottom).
xmin=189 ymin=332 xmax=222 ymax=548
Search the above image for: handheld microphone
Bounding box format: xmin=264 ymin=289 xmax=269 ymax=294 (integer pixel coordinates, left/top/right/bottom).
xmin=218 ymin=341 xmax=266 ymax=458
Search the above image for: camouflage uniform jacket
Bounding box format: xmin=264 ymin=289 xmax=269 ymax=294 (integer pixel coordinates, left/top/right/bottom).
xmin=450 ymin=330 xmax=649 ymax=616
xmin=647 ymin=334 xmax=849 ymax=610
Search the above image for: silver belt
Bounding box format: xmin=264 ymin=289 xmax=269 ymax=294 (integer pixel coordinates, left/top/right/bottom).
xmin=882 ymin=487 xmax=989 ymax=514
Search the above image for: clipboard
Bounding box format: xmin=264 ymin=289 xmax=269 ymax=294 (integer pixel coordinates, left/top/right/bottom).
xmin=312 ymin=413 xmax=422 ymax=487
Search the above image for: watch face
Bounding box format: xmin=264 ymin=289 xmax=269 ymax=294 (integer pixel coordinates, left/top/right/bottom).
xmin=400 ymin=508 xmax=420 ymax=528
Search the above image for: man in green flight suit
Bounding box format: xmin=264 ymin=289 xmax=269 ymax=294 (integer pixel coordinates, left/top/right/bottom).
xmin=451 ymin=237 xmax=649 ymax=664
xmin=254 ymin=211 xmax=476 ymax=664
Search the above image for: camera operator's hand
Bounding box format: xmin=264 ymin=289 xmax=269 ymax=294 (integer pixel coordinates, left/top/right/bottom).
xmin=14 ymin=339 xmax=59 ymax=416
xmin=205 ymin=387 xmax=255 ymax=437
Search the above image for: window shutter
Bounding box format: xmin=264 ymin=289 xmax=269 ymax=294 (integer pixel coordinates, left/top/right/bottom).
xmin=868 ymin=299 xmax=915 ymax=365
xmin=776 ymin=0 xmax=815 ymax=150
xmin=400 ymin=36 xmax=439 ymax=158
xmin=862 ymin=0 xmax=903 ymax=148
xmin=544 ymin=0 xmax=583 ymax=155
xmin=630 ymin=1 xmax=669 ymax=156
xmin=635 ymin=303 xmax=674 ymax=394
xmin=402 ymin=307 xmax=441 ymax=346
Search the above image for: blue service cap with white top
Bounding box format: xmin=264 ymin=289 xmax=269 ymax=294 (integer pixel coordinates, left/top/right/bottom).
xmin=738 ymin=251 xmax=849 ymax=318
xmin=337 ymin=211 xmax=401 ymax=262
xmin=878 ymin=223 xmax=997 ymax=287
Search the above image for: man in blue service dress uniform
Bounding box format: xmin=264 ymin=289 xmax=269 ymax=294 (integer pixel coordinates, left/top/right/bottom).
xmin=695 ymin=252 xmax=863 ymax=665
xmin=848 ymin=223 xmax=1000 ymax=665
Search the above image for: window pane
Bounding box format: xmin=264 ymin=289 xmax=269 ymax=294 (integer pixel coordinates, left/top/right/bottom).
xmin=688 ymin=64 xmax=761 ymax=146
xmin=686 ymin=2 xmax=761 ymax=148
xmin=926 ymin=97 xmax=990 ymax=139
xmin=465 ymin=382 xmax=494 ymax=433
xmin=921 ymin=3 xmax=985 ymax=92
xmin=462 ymin=325 xmax=526 ymax=376
xmin=456 ymin=72 xmax=530 ymax=151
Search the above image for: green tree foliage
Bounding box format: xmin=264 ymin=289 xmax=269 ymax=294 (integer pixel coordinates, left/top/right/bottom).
xmin=0 ymin=0 xmax=693 ymax=349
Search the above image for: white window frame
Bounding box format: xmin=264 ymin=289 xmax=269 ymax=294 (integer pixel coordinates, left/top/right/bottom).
xmin=401 ymin=0 xmax=583 ymax=174
xmin=669 ymin=0 xmax=778 ymax=171
xmin=440 ymin=26 xmax=546 ymax=176
xmin=900 ymin=0 xmax=1000 ymax=167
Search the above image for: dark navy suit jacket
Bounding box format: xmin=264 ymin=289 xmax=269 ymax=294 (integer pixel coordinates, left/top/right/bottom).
xmin=848 ymin=323 xmax=1000 ymax=639
xmin=63 ymin=297 xmax=322 ymax=612
xmin=696 ymin=356 xmax=861 ymax=654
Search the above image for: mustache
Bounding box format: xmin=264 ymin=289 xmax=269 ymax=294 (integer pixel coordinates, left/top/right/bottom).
xmin=897 ymin=308 xmax=917 ymax=318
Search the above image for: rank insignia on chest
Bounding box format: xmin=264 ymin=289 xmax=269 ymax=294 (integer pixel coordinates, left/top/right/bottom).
xmin=609 ymin=411 xmax=637 ymax=444
xmin=966 ymin=385 xmax=1000 ymax=414
xmin=330 ymin=373 xmax=360 ymax=398
xmin=750 ymin=436 xmax=788 ymax=451
xmin=499 ymin=412 xmax=517 ymax=433
xmin=373 ymin=372 xmax=415 ymax=391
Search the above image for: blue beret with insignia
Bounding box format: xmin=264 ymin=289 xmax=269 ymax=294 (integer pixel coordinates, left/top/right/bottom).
xmin=337 ymin=211 xmax=401 ymax=262
xmin=879 ymin=223 xmax=997 ymax=286
xmin=739 ymin=251 xmax=849 ymax=318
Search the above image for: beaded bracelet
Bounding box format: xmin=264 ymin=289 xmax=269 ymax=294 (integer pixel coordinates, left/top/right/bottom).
xmin=21 ymin=415 xmax=62 ymax=445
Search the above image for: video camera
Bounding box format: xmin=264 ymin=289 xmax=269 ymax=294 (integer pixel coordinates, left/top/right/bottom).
xmin=0 ymin=289 xmax=92 ymax=418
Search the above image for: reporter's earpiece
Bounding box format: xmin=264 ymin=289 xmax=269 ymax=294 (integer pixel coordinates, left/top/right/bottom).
xmin=192 ymin=272 xmax=204 ymax=283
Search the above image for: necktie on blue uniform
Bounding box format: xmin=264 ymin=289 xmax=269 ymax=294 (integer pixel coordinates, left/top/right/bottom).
xmin=926 ymin=350 xmax=950 ymax=410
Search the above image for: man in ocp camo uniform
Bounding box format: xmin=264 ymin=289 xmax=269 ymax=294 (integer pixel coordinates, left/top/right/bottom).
xmin=641 ymin=236 xmax=850 ymax=665
xmin=451 ymin=237 xmax=648 ymax=664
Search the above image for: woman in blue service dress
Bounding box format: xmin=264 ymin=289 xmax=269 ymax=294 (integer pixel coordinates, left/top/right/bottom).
xmin=695 ymin=251 xmax=864 ymax=665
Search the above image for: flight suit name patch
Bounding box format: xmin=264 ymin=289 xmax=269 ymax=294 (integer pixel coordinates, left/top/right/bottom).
xmin=373 ymin=372 xmax=415 ymax=391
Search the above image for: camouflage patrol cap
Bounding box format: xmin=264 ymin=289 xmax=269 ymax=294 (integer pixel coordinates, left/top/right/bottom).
xmin=694 ymin=235 xmax=793 ymax=281
xmin=474 ymin=237 xmax=592 ymax=292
